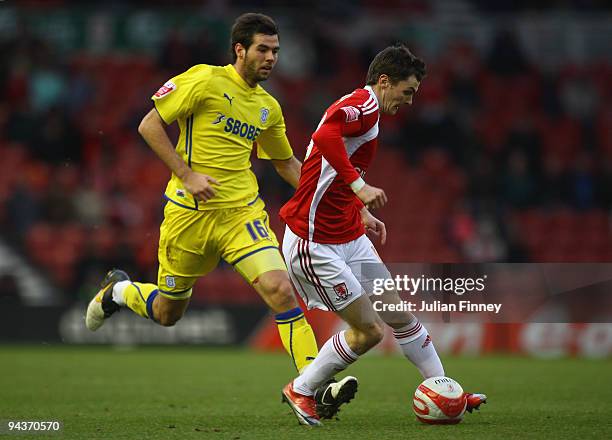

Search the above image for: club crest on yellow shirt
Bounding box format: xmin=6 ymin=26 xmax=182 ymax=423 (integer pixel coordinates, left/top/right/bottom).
xmin=260 ymin=108 xmax=270 ymax=124
xmin=153 ymin=81 xmax=176 ymax=99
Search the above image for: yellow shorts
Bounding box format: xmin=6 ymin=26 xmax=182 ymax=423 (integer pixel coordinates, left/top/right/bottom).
xmin=157 ymin=197 xmax=287 ymax=299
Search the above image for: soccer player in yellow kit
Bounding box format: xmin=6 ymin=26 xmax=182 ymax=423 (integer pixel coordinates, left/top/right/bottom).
xmin=85 ymin=14 xmax=334 ymax=390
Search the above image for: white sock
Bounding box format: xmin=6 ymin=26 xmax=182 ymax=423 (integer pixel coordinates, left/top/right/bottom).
xmin=293 ymin=331 xmax=358 ymax=396
xmin=111 ymin=280 xmax=130 ymax=306
xmin=393 ymin=319 xmax=445 ymax=378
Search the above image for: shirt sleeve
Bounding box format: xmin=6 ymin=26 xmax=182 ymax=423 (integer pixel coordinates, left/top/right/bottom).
xmin=310 ymin=109 xmax=363 ymax=186
xmin=256 ymin=100 xmax=294 ymax=160
xmin=151 ymin=65 xmax=211 ymax=124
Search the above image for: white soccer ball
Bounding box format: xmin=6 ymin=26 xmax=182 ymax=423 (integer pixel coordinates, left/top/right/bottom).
xmin=412 ymin=376 xmax=467 ymax=424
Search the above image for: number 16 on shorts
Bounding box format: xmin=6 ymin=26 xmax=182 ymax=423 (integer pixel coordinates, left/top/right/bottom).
xmin=246 ymin=220 xmax=269 ymax=241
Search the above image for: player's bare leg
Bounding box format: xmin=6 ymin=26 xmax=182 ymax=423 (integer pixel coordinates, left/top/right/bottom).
xmin=252 ymin=269 xmax=300 ymax=314
xmin=151 ymin=295 xmax=190 ymax=326
xmin=251 ymin=269 xmax=319 ymax=373
xmin=339 ymin=294 xmax=386 ymax=354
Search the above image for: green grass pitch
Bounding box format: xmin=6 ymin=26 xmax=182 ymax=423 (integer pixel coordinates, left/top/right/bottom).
xmin=1 ymin=346 xmax=611 ymax=439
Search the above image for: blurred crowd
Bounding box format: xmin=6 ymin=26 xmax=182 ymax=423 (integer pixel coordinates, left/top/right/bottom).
xmin=0 ymin=4 xmax=611 ymax=302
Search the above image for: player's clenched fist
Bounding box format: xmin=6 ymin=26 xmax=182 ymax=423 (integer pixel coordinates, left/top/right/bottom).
xmin=360 ymin=207 xmax=387 ymax=245
xmin=182 ymin=170 xmax=220 ymax=202
xmin=356 ymin=184 xmax=387 ymax=210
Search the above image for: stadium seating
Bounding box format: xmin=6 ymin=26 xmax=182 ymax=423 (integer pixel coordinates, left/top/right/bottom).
xmin=2 ymin=25 xmax=611 ymax=304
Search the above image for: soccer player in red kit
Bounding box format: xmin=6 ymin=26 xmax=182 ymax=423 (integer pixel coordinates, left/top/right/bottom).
xmin=279 ymin=44 xmax=486 ymax=426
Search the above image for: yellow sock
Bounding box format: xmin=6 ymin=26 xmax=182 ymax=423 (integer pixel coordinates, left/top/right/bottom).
xmin=275 ymin=308 xmax=319 ymax=373
xmin=123 ymin=282 xmax=159 ymax=321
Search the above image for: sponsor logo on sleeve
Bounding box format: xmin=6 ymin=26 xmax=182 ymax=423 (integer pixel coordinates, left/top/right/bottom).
xmin=341 ymin=106 xmax=360 ymax=123
xmin=153 ymin=81 xmax=176 ymax=99
xmin=260 ymin=107 xmax=270 ymax=124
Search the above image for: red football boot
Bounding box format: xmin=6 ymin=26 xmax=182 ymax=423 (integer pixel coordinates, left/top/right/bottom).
xmin=465 ymin=393 xmax=487 ymax=413
xmin=282 ymin=382 xmax=322 ymax=426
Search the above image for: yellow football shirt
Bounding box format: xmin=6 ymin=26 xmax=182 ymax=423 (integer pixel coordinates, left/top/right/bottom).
xmin=152 ymin=64 xmax=293 ymax=210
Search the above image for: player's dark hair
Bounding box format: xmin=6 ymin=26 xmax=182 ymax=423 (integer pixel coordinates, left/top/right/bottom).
xmin=230 ymin=13 xmax=279 ymax=62
xmin=365 ymin=44 xmax=426 ymax=85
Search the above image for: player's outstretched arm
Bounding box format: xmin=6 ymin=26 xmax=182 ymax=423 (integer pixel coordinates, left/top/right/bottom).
xmin=271 ymin=155 xmax=302 ymax=189
xmin=360 ymin=206 xmax=387 ymax=244
xmin=138 ymin=108 xmax=219 ymax=201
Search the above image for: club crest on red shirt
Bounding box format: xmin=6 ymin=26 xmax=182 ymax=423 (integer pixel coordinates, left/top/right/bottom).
xmin=333 ymin=282 xmax=351 ymax=301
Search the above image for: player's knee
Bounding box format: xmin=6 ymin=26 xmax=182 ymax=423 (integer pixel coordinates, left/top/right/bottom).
xmin=261 ymin=276 xmax=297 ymax=312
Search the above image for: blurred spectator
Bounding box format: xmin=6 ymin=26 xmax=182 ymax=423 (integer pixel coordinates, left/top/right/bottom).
xmin=560 ymin=70 xmax=599 ymax=123
xmin=500 ymin=149 xmax=537 ymax=209
xmin=73 ymin=185 xmax=105 ymax=227
xmin=31 ymin=107 xmax=82 ymax=164
xmin=446 ymin=42 xmax=482 ymax=111
xmin=275 ymin=27 xmax=316 ymax=80
xmin=40 ymin=164 xmax=80 ymax=224
xmin=596 ymin=158 xmax=612 ymax=209
xmin=447 ymin=202 xmax=477 ymax=250
xmin=540 ymin=154 xmax=569 ymax=207
xmin=5 ymin=101 xmax=36 ymax=145
xmin=505 ymin=116 xmax=542 ymax=165
xmin=467 ymin=155 xmax=497 ymax=202
xmin=158 ymin=28 xmax=226 ymax=75
xmin=6 ymin=183 xmax=40 ymax=244
xmin=311 ymin=30 xmax=341 ymax=79
xmin=567 ymin=152 xmax=595 ymax=209
xmin=29 ymin=62 xmax=66 ymax=114
xmin=463 ymin=217 xmax=508 ymax=262
xmin=188 ymin=28 xmax=227 ymax=67
xmin=485 ymin=29 xmax=530 ymax=77
xmin=65 ymin=67 xmax=95 ymax=117
xmin=157 ymin=29 xmax=196 ymax=74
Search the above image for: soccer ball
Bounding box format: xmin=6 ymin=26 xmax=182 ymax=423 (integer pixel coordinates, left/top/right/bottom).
xmin=412 ymin=376 xmax=467 ymax=424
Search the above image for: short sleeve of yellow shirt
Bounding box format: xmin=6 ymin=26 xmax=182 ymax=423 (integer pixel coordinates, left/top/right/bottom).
xmin=152 ymin=65 xmax=212 ymax=124
xmin=256 ymin=98 xmax=293 ymax=161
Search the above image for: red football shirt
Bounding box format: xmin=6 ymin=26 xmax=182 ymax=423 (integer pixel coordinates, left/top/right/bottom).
xmin=280 ymin=86 xmax=380 ymax=244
